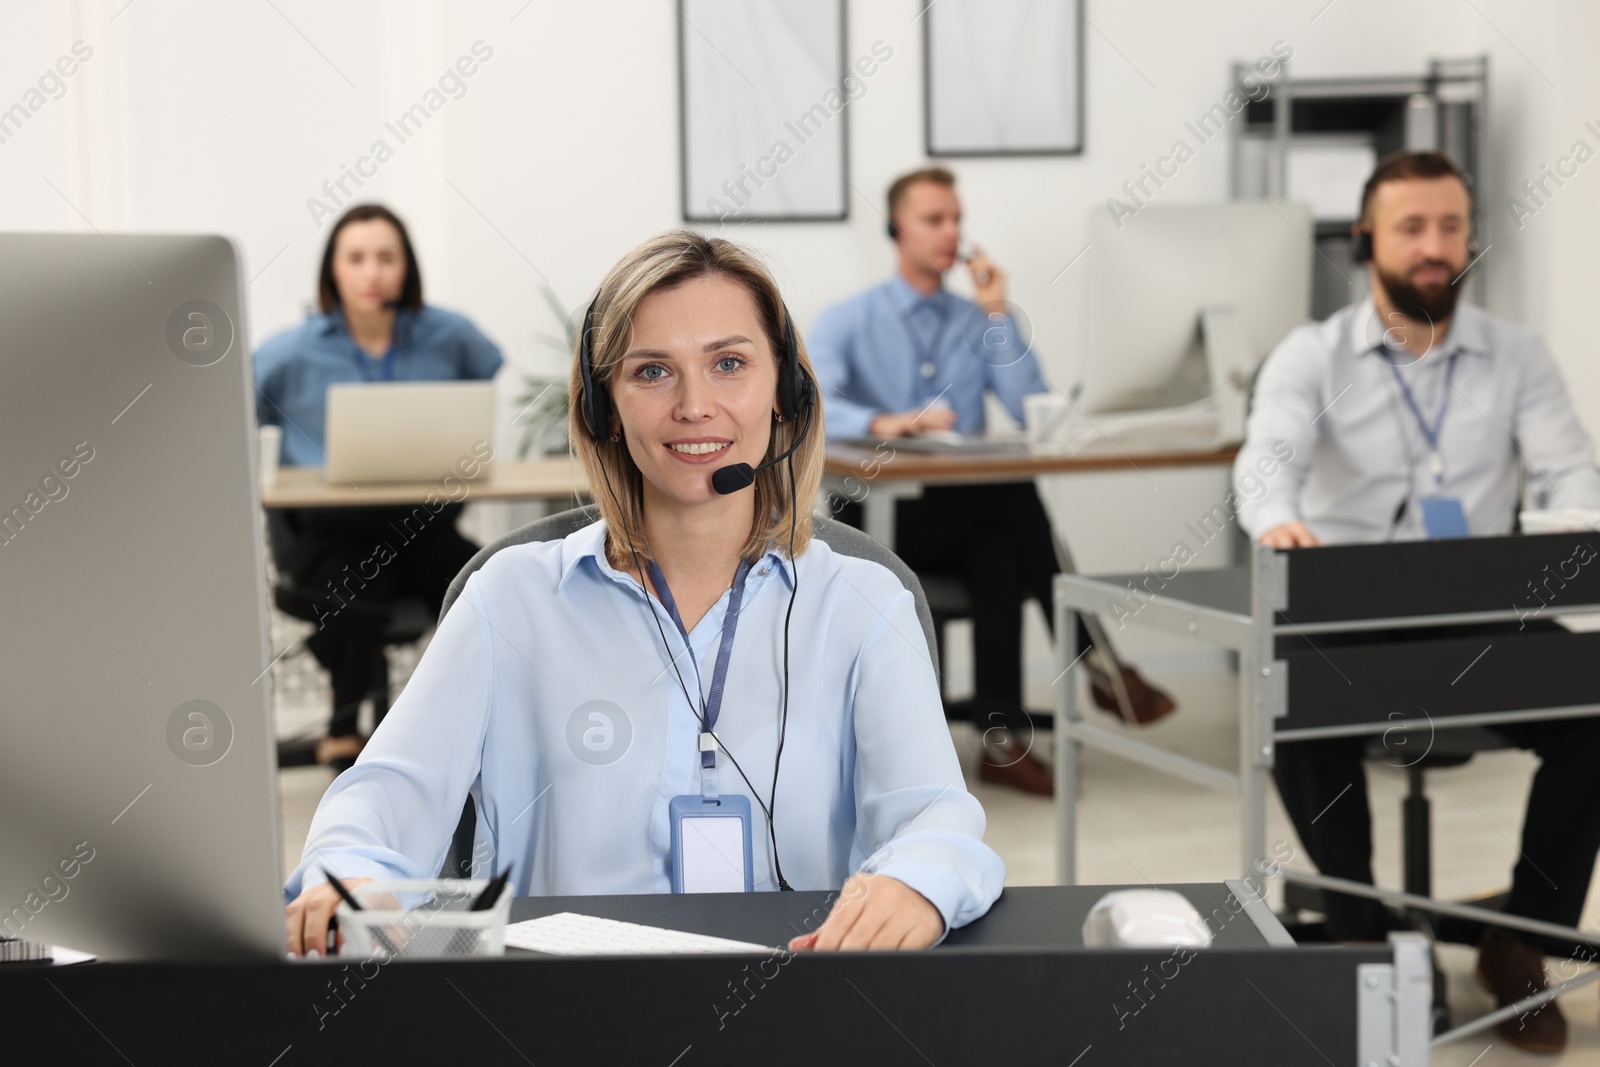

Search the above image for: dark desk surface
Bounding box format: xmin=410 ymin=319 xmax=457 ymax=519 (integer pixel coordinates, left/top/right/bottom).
xmin=508 ymin=882 xmax=1282 ymax=952
xmin=5 ymin=883 xmax=1382 ymax=1065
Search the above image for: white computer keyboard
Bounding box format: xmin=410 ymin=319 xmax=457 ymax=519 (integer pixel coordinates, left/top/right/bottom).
xmin=503 ymin=912 xmax=778 ymax=956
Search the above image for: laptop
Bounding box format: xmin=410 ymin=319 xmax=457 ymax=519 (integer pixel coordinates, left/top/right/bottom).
xmin=324 ymin=380 xmax=495 ymax=483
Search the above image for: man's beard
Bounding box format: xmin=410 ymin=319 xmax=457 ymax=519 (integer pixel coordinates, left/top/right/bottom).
xmin=1376 ymin=260 xmax=1463 ymax=322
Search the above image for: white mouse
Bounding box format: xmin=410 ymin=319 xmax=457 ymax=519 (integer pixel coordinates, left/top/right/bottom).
xmin=1082 ymin=889 xmax=1214 ymax=948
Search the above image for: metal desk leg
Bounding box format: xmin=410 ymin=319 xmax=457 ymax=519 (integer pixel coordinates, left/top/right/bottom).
xmin=1240 ymin=666 xmax=1269 ymax=879
xmin=1048 ymin=522 xmax=1135 ymax=724
xmin=862 ymin=487 xmax=897 ymax=546
xmin=1056 ymin=580 xmax=1081 ymax=884
xmin=1242 ymin=543 xmax=1284 ymax=878
xmin=859 ymin=480 xmax=925 ymax=547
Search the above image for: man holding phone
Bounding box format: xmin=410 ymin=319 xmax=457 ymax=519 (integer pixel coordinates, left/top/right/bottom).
xmin=810 ymin=167 xmax=1176 ymax=796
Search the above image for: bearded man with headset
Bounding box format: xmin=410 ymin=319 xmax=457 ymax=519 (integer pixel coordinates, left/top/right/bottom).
xmin=1234 ymin=150 xmax=1600 ymax=1053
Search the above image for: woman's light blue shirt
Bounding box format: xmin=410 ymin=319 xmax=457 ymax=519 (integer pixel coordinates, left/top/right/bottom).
xmin=254 ymin=306 xmax=503 ymax=468
xmin=285 ymin=519 xmax=1006 ymax=933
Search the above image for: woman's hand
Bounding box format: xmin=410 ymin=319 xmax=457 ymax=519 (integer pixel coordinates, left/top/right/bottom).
xmin=284 ymin=877 xmax=372 ymax=958
xmin=791 ymin=873 xmax=944 ymax=951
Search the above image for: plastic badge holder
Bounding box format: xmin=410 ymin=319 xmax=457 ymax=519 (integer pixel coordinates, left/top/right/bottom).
xmin=338 ymin=879 xmax=512 ymax=959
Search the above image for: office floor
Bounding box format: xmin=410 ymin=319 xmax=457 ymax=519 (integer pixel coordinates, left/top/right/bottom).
xmin=274 ymin=660 xmax=1600 ymax=1065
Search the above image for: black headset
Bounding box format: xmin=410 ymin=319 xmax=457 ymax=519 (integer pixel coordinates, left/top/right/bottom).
xmin=1353 ymin=227 xmax=1374 ymax=263
xmin=577 ymin=295 xmax=813 ymax=443
xmin=885 ymin=220 xmax=899 ymax=240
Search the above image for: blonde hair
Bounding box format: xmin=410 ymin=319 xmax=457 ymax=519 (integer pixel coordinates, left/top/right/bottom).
xmin=568 ymin=230 xmax=825 ymax=566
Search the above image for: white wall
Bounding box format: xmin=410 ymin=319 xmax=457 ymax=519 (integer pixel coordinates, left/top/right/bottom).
xmin=2 ymin=0 xmax=1594 ymax=598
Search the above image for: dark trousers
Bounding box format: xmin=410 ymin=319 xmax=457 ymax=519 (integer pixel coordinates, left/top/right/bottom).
xmin=837 ymin=482 xmax=1087 ymax=742
xmin=275 ymin=503 xmax=479 ymax=737
xmin=1273 ymin=626 xmax=1600 ymax=942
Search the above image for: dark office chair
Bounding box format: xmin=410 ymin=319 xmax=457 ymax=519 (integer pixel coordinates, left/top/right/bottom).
xmin=266 ymin=508 xmax=433 ymax=767
xmin=434 ymin=507 xmax=941 ymax=878
xmin=1284 ymin=727 xmax=1513 ymax=914
xmin=1276 ymin=726 xmax=1520 ymax=1035
xmin=919 ymin=573 xmax=980 ymax=719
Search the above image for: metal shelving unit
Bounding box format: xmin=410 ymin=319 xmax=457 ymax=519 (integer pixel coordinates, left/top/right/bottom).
xmin=1231 ymin=56 xmax=1489 ymax=319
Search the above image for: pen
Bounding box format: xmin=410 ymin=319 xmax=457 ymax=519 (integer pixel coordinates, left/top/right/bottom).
xmin=468 ymin=867 xmax=512 ymax=912
xmin=323 ymin=868 xmax=401 ymax=957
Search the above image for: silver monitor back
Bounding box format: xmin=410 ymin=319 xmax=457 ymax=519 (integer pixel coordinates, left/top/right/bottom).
xmin=0 ymin=233 xmax=283 ymax=960
xmin=1078 ymin=202 xmax=1315 ymax=417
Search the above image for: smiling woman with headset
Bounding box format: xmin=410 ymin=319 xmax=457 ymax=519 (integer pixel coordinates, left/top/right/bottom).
xmin=283 ymin=230 xmax=1005 ymax=957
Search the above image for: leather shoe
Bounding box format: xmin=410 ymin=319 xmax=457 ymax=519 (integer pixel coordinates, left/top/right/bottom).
xmin=1476 ymin=928 xmax=1567 ymax=1053
xmin=978 ymin=742 xmax=1054 ymax=796
xmin=1090 ymin=664 xmax=1177 ymax=725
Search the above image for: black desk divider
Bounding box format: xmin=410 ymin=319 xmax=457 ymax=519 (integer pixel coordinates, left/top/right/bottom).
xmin=1278 ymin=531 xmax=1600 ymax=624
xmin=1278 ymin=628 xmax=1600 ymax=731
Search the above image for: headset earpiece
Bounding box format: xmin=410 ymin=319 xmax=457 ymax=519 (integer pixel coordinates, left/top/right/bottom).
xmin=773 ymin=304 xmax=815 ymax=423
xmin=1353 ymin=228 xmax=1373 ymax=264
xmin=885 ymin=220 xmax=899 ymax=241
xmin=578 ymin=296 xmax=609 ymax=442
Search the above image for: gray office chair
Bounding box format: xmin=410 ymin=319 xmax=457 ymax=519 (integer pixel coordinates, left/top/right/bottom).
xmin=433 ymin=507 xmax=941 ymax=878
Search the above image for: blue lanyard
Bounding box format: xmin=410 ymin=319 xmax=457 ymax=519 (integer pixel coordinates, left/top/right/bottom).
xmin=1386 ymin=354 xmax=1458 ymax=484
xmin=904 ymin=297 xmax=950 ymax=393
xmin=645 ymin=559 xmax=752 ymax=771
xmin=351 ymin=341 xmax=398 ymax=382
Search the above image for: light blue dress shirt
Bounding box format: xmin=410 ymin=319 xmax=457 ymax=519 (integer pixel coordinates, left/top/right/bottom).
xmin=285 ymin=520 xmax=1006 ymax=932
xmin=808 ymin=274 xmax=1050 ymax=439
xmin=1235 ymin=298 xmax=1600 ymax=543
xmin=254 ymin=306 xmax=503 ymax=468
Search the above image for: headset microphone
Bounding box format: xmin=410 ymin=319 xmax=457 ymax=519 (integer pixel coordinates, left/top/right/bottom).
xmin=380 ymin=297 xmax=403 ymax=311
xmin=711 ymin=398 xmax=813 ymax=495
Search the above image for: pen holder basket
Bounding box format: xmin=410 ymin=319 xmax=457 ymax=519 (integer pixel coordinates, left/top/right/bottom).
xmin=337 ymin=879 xmax=512 ymax=959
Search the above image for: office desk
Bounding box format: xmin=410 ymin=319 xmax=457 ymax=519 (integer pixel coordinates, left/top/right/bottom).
xmin=1052 ymin=533 xmax=1600 ymax=887
xmin=5 ymin=885 xmax=1429 ymax=1064
xmin=823 ymin=438 xmax=1239 ymax=544
xmin=260 ymin=457 xmax=589 ymax=509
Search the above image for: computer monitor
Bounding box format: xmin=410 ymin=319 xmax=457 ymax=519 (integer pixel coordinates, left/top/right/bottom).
xmin=1073 ymin=201 xmax=1314 ymax=444
xmin=0 ymin=233 xmax=284 ymax=960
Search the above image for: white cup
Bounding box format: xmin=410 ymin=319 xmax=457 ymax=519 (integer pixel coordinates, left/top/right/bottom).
xmin=1023 ymin=392 xmax=1069 ymax=444
xmin=258 ymin=425 xmax=283 ymax=489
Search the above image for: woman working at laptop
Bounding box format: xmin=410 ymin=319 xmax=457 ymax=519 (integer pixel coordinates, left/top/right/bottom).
xmin=282 ymin=230 xmax=1003 ymax=956
xmin=255 ymin=204 xmax=503 ymax=770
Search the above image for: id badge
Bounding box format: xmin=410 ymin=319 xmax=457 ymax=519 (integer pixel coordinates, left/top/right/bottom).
xmin=1420 ymin=496 xmax=1469 ymax=539
xmin=669 ymin=794 xmax=753 ymax=893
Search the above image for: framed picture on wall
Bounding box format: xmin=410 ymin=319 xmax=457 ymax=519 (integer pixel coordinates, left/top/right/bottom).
xmin=924 ymin=0 xmax=1085 ymax=157
xmin=679 ymin=0 xmax=849 ymax=223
